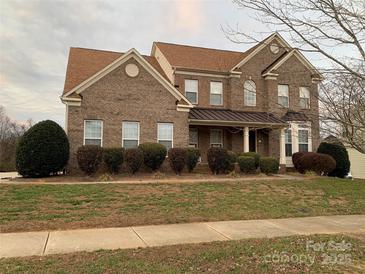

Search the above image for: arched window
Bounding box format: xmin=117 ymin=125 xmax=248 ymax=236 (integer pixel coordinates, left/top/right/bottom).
xmin=244 ymin=80 xmax=256 ymax=106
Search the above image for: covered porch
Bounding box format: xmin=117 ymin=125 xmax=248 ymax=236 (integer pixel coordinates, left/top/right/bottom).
xmin=188 ymin=108 xmax=288 ymax=170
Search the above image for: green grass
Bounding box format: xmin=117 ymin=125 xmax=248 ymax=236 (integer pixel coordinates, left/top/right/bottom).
xmin=0 ymin=177 xmax=364 ymax=232
xmin=0 ymin=234 xmax=363 ymax=273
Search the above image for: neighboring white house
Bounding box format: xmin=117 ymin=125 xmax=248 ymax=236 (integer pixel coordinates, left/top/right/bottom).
xmin=347 ymin=148 xmax=365 ymax=179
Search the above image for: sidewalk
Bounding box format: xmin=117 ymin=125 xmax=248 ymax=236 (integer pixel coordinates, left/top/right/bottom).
xmin=1 ymin=215 xmax=364 ymax=258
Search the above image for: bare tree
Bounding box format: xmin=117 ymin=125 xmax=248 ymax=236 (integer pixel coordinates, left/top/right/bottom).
xmin=227 ymin=0 xmax=365 ymax=152
xmin=0 ymin=106 xmax=32 ymax=171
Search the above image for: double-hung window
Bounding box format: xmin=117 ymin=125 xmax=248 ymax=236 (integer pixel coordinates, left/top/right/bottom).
xmin=210 ymin=129 xmax=223 ymax=147
xmin=278 ymin=84 xmax=289 ymax=108
xmin=189 ymin=128 xmax=198 ymax=148
xmin=285 ymin=128 xmax=292 ymax=156
xmin=158 ymin=123 xmax=173 ymax=150
xmin=84 ymin=120 xmax=103 ymax=146
xmin=244 ymin=80 xmax=256 ymax=106
xmin=185 ymin=79 xmax=198 ymax=104
xmin=298 ymin=128 xmax=309 ymax=152
xmin=122 ymin=121 xmax=139 ymax=149
xmin=299 ymin=87 xmax=310 ymax=109
xmin=210 ymin=81 xmax=223 ymax=105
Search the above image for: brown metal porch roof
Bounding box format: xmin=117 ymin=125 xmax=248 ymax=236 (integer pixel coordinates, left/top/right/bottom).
xmin=189 ymin=108 xmax=287 ymax=126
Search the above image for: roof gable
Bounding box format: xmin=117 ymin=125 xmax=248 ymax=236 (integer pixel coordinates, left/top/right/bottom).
xmin=63 ymin=47 xmax=169 ymax=94
xmin=61 ymin=48 xmax=192 ymax=110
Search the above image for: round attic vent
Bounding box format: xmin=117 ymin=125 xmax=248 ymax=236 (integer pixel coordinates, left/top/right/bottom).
xmin=125 ymin=63 xmax=139 ymax=77
xmin=270 ymin=43 xmax=280 ymax=54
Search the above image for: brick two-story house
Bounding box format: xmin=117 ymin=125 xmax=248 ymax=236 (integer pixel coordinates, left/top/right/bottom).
xmin=61 ymin=33 xmax=322 ymax=172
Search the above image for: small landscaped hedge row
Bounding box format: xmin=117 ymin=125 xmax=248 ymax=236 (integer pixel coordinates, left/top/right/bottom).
xmin=207 ymin=148 xmax=279 ymax=175
xmin=76 ymin=143 xmax=201 ymax=175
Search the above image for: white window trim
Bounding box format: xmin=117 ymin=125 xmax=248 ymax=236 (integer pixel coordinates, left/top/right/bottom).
xmin=210 ymin=81 xmax=223 ymax=106
xmin=184 ymin=79 xmax=198 ymax=105
xmin=189 ymin=128 xmax=199 ymax=148
xmin=244 ymin=80 xmax=257 ymax=107
xmin=299 ymin=86 xmax=310 ymax=109
xmin=278 ymin=84 xmax=289 ymax=108
xmin=157 ymin=123 xmax=174 ymax=148
xmin=122 ymin=121 xmax=140 ymax=148
xmin=83 ymin=120 xmax=103 ymax=146
xmin=210 ymin=129 xmax=223 ymax=147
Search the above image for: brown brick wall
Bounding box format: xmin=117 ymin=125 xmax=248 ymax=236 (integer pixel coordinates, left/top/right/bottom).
xmin=67 ymin=58 xmax=189 ymax=170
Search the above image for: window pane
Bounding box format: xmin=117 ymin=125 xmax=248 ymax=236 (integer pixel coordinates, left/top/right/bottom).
xmin=158 ymin=123 xmax=173 ymax=140
xmin=278 ymin=85 xmax=289 ymax=96
xmin=300 ymin=98 xmax=310 ymax=109
xmin=210 ymin=130 xmax=222 ymax=144
xmin=186 ymin=91 xmax=197 ymax=103
xmin=189 ymin=128 xmax=198 ymax=145
xmin=123 ymin=122 xmax=138 ymax=139
xmin=244 ymin=80 xmax=256 ymax=106
xmin=285 ymin=144 xmax=292 ymax=156
xmin=210 ymin=82 xmax=222 ymax=94
xmin=210 ymin=94 xmax=222 ymax=105
xmin=298 ymin=130 xmax=309 ymax=143
xmin=159 ymin=140 xmax=172 ymax=150
xmin=185 ymin=79 xmax=198 ymax=92
xmin=299 ymin=144 xmax=308 ymax=152
xmin=85 ymin=120 xmax=102 ymax=139
xmin=299 ymin=87 xmax=310 ymax=98
xmin=285 ymin=129 xmax=292 ymax=143
xmin=123 ymin=140 xmax=138 ymax=149
xmin=279 ymin=96 xmax=289 ymax=107
xmin=85 ymin=139 xmax=101 ymax=146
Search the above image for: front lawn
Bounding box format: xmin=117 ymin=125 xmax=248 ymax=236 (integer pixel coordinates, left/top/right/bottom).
xmin=0 ymin=177 xmax=364 ymax=233
xmin=0 ymin=234 xmax=363 ymax=273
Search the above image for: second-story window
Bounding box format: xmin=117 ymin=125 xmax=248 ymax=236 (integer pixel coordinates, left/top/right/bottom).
xmin=184 ymin=79 xmax=198 ymax=104
xmin=278 ymin=84 xmax=289 ymax=108
xmin=210 ymin=81 xmax=223 ymax=105
xmin=244 ymin=80 xmax=256 ymax=106
xmin=299 ymin=87 xmax=310 ymax=109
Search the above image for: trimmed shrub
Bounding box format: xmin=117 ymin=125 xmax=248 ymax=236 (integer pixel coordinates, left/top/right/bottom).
xmin=16 ymin=120 xmax=69 ymax=177
xmin=292 ymin=152 xmax=305 ymax=170
xmin=77 ymin=145 xmax=103 ymax=175
xmin=259 ymin=157 xmax=279 ymax=175
xmin=226 ymin=150 xmax=237 ymax=172
xmin=207 ymin=147 xmax=230 ymax=174
xmin=296 ymin=152 xmax=336 ymax=175
xmin=240 ymin=152 xmax=260 ymax=169
xmin=124 ymin=148 xmax=144 ymax=174
xmin=139 ymin=142 xmax=167 ymax=171
xmin=186 ymin=148 xmax=200 ymax=172
xmin=168 ymin=148 xmax=187 ymax=175
xmin=103 ymin=148 xmax=124 ymax=173
xmin=237 ymin=156 xmax=255 ymax=173
xmin=317 ymin=142 xmax=350 ymax=178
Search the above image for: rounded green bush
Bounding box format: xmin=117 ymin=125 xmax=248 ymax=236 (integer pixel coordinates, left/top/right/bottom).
xmin=124 ymin=148 xmax=144 ymax=174
xmin=139 ymin=142 xmax=167 ymax=171
xmin=186 ymin=148 xmax=200 ymax=172
xmin=207 ymin=147 xmax=231 ymax=174
xmin=259 ymin=157 xmax=279 ymax=175
xmin=240 ymin=152 xmax=260 ymax=169
xmin=16 ymin=120 xmax=69 ymax=177
xmin=317 ymin=142 xmax=350 ymax=178
xmin=77 ymin=145 xmax=103 ymax=175
xmin=237 ymin=156 xmax=255 ymax=173
xmin=168 ymin=148 xmax=187 ymax=175
xmin=103 ymin=147 xmax=124 ymax=174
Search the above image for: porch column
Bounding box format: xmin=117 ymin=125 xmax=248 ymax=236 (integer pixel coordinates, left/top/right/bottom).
xmin=279 ymin=128 xmax=286 ymax=173
xmin=243 ymin=126 xmax=249 ymax=152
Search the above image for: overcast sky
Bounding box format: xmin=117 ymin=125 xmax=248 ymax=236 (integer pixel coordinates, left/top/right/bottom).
xmin=0 ymin=0 xmax=327 ymax=127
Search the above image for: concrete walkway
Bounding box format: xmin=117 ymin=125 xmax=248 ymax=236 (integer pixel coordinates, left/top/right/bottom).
xmin=1 ymin=214 xmax=364 ymax=258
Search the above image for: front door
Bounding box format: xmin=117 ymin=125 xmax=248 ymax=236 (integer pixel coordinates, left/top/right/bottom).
xmin=249 ymin=130 xmax=256 ymax=152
